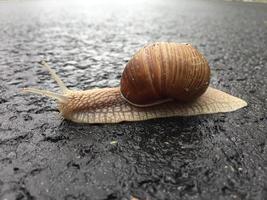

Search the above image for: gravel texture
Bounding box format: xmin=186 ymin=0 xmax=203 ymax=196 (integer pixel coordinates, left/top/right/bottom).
xmin=0 ymin=0 xmax=266 ymax=199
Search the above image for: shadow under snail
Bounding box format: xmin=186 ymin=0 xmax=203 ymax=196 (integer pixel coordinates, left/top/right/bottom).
xmin=22 ymin=42 xmax=247 ymax=123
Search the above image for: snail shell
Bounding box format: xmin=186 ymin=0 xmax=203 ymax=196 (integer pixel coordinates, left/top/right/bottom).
xmin=120 ymin=42 xmax=210 ymax=107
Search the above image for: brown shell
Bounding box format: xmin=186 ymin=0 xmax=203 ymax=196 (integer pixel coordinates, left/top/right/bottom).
xmin=120 ymin=42 xmax=211 ymax=106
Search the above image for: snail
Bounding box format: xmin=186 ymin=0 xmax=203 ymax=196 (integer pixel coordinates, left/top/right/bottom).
xmin=22 ymin=42 xmax=247 ymax=123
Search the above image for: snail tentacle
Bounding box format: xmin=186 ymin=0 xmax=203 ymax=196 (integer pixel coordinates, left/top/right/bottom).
xmin=40 ymin=61 xmax=70 ymax=93
xmin=22 ymin=87 xmax=68 ymax=103
xmin=22 ymin=61 xmax=71 ymax=103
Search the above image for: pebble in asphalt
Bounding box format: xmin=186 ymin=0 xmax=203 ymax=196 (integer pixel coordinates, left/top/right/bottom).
xmin=0 ymin=0 xmax=266 ymax=199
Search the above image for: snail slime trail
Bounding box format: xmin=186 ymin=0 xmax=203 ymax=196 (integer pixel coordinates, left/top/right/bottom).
xmin=22 ymin=42 xmax=247 ymax=123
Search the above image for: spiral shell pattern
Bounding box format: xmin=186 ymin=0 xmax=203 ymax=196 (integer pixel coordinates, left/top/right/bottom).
xmin=120 ymin=42 xmax=210 ymax=106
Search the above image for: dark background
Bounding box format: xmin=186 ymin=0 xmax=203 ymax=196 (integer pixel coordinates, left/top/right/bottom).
xmin=0 ymin=0 xmax=266 ymax=199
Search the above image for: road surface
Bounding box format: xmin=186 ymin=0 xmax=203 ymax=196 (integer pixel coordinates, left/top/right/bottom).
xmin=0 ymin=0 xmax=266 ymax=199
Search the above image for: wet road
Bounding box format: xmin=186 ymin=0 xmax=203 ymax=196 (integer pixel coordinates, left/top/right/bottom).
xmin=0 ymin=0 xmax=266 ymax=199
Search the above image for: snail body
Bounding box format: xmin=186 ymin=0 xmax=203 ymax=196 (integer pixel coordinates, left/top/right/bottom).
xmin=23 ymin=42 xmax=247 ymax=123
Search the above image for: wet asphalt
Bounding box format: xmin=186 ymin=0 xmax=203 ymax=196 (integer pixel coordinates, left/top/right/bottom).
xmin=0 ymin=0 xmax=266 ymax=199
